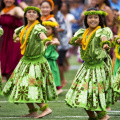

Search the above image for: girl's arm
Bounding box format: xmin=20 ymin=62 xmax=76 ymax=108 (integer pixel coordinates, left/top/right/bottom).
xmin=51 ymin=38 xmax=60 ymax=46
xmin=14 ymin=6 xmax=24 ymax=18
xmin=101 ymin=36 xmax=110 ymax=50
xmin=13 ymin=33 xmax=20 ymax=43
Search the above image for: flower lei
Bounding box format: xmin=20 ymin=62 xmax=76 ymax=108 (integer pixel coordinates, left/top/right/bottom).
xmin=42 ymin=21 xmax=59 ymax=27
xmin=2 ymin=5 xmax=15 ymax=13
xmin=48 ymin=34 xmax=54 ymax=40
xmin=41 ymin=15 xmax=54 ymax=21
xmin=115 ymin=37 xmax=120 ymax=59
xmin=20 ymin=20 xmax=39 ymax=55
xmin=84 ymin=11 xmax=107 ymax=16
xmin=117 ymin=16 xmax=120 ymax=21
xmin=82 ymin=26 xmax=101 ymax=50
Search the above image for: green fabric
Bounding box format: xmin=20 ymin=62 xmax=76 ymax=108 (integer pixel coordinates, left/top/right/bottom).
xmin=44 ymin=45 xmax=61 ymax=87
xmin=0 ymin=27 xmax=3 ymax=36
xmin=65 ymin=27 xmax=116 ymax=111
xmin=114 ymin=46 xmax=120 ymax=75
xmin=15 ymin=24 xmax=47 ymax=57
xmin=2 ymin=24 xmax=58 ymax=103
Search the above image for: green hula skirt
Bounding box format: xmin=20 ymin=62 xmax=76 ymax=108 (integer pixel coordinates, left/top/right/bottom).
xmin=65 ymin=61 xmax=116 ymax=111
xmin=2 ymin=55 xmax=58 ymax=103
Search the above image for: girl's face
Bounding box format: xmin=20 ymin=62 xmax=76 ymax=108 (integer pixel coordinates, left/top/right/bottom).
xmin=87 ymin=14 xmax=99 ymax=29
xmin=61 ymin=3 xmax=68 ymax=13
xmin=25 ymin=10 xmax=39 ymax=22
xmin=40 ymin=2 xmax=52 ymax=16
xmin=45 ymin=26 xmax=53 ymax=37
xmin=96 ymin=0 xmax=105 ymax=5
xmin=3 ymin=0 xmax=15 ymax=7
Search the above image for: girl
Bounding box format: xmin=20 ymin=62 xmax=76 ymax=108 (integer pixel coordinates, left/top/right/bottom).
xmin=2 ymin=6 xmax=57 ymax=118
xmin=40 ymin=0 xmax=56 ymax=22
xmin=0 ymin=27 xmax=3 ymax=93
xmin=65 ymin=8 xmax=116 ymax=120
xmin=0 ymin=0 xmax=24 ymax=81
xmin=42 ymin=20 xmax=62 ymax=94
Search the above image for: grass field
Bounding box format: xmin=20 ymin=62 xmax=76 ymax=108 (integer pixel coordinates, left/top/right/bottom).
xmin=0 ymin=55 xmax=120 ymax=120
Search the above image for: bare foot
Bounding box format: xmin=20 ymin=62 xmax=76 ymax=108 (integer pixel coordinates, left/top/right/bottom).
xmin=100 ymin=114 xmax=110 ymax=120
xmin=35 ymin=107 xmax=52 ymax=118
xmin=57 ymin=89 xmax=63 ymax=95
xmin=106 ymin=107 xmax=111 ymax=111
xmin=61 ymin=79 xmax=67 ymax=87
xmin=22 ymin=111 xmax=38 ymax=117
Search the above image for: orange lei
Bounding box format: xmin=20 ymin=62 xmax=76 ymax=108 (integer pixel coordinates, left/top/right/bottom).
xmin=82 ymin=26 xmax=101 ymax=50
xmin=20 ymin=20 xmax=39 ymax=55
xmin=41 ymin=15 xmax=54 ymax=21
xmin=100 ymin=3 xmax=106 ymax=10
xmin=2 ymin=5 xmax=15 ymax=13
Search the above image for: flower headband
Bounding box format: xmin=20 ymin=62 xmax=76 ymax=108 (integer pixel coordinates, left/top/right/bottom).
xmin=84 ymin=10 xmax=107 ymax=16
xmin=24 ymin=6 xmax=41 ymax=14
xmin=42 ymin=21 xmax=59 ymax=27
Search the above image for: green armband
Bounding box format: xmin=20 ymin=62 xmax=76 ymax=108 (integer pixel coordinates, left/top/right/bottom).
xmin=115 ymin=37 xmax=120 ymax=45
xmin=40 ymin=104 xmax=48 ymax=111
xmin=100 ymin=40 xmax=111 ymax=48
xmin=28 ymin=108 xmax=38 ymax=113
xmin=97 ymin=111 xmax=107 ymax=119
xmin=70 ymin=36 xmax=81 ymax=46
xmin=13 ymin=34 xmax=19 ymax=41
xmin=43 ymin=38 xmax=52 ymax=45
xmin=111 ymin=41 xmax=115 ymax=47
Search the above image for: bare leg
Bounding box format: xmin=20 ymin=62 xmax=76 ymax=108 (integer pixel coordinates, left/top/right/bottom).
xmin=22 ymin=103 xmax=38 ymax=117
xmin=96 ymin=111 xmax=110 ymax=120
xmin=35 ymin=103 xmax=52 ymax=118
xmin=106 ymin=107 xmax=111 ymax=111
xmin=59 ymin=66 xmax=67 ymax=87
xmin=85 ymin=110 xmax=96 ymax=118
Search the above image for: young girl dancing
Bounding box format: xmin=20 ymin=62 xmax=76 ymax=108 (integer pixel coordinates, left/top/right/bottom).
xmin=42 ymin=20 xmax=62 ymax=94
xmin=65 ymin=8 xmax=116 ymax=120
xmin=2 ymin=6 xmax=57 ymax=118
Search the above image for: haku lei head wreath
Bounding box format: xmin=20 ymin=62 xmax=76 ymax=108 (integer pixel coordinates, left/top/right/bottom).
xmin=24 ymin=6 xmax=41 ymax=14
xmin=42 ymin=21 xmax=59 ymax=27
xmin=45 ymin=0 xmax=54 ymax=10
xmin=84 ymin=10 xmax=107 ymax=16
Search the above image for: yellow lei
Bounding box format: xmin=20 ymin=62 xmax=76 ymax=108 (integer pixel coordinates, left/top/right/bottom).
xmin=20 ymin=20 xmax=39 ymax=55
xmin=82 ymin=26 xmax=101 ymax=50
xmin=115 ymin=45 xmax=120 ymax=59
xmin=48 ymin=34 xmax=54 ymax=40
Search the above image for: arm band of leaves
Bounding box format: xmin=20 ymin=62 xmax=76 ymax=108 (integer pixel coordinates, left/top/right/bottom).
xmin=97 ymin=111 xmax=107 ymax=119
xmin=70 ymin=36 xmax=81 ymax=46
xmin=100 ymin=40 xmax=111 ymax=48
xmin=13 ymin=34 xmax=19 ymax=41
xmin=40 ymin=104 xmax=48 ymax=111
xmin=43 ymin=38 xmax=52 ymax=45
xmin=111 ymin=41 xmax=115 ymax=47
xmin=115 ymin=37 xmax=120 ymax=45
xmin=29 ymin=108 xmax=38 ymax=113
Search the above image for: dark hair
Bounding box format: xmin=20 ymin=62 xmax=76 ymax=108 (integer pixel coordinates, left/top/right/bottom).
xmin=96 ymin=0 xmax=111 ymax=8
xmin=40 ymin=1 xmax=53 ymax=15
xmin=0 ymin=0 xmax=18 ymax=11
xmin=112 ymin=8 xmax=119 ymax=12
xmin=24 ymin=11 xmax=42 ymax=26
xmin=84 ymin=7 xmax=104 ymax=28
xmin=62 ymin=2 xmax=70 ymax=13
xmin=53 ymin=0 xmax=62 ymax=10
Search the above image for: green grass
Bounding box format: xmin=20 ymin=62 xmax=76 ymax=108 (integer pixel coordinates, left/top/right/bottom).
xmin=0 ymin=55 xmax=120 ymax=120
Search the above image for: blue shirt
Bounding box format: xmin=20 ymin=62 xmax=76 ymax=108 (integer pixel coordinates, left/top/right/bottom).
xmin=109 ymin=0 xmax=120 ymax=11
xmin=55 ymin=11 xmax=69 ymax=50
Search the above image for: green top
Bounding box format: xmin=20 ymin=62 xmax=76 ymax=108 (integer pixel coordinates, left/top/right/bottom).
xmin=74 ymin=27 xmax=113 ymax=65
xmin=15 ymin=24 xmax=47 ymax=57
xmin=0 ymin=27 xmax=3 ymax=37
xmin=44 ymin=45 xmax=59 ymax=60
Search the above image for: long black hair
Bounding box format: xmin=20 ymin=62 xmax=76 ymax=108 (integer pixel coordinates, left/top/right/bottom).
xmin=53 ymin=0 xmax=62 ymax=10
xmin=40 ymin=1 xmax=54 ymax=15
xmin=24 ymin=11 xmax=42 ymax=26
xmin=84 ymin=7 xmax=104 ymax=28
xmin=0 ymin=0 xmax=18 ymax=11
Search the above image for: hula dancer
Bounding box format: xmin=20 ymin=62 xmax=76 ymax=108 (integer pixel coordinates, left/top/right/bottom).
xmin=65 ymin=8 xmax=116 ymax=120
xmin=2 ymin=6 xmax=57 ymax=118
xmin=0 ymin=27 xmax=3 ymax=94
xmin=42 ymin=20 xmax=62 ymax=94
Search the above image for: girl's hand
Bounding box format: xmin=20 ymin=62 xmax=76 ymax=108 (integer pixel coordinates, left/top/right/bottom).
xmin=75 ymin=38 xmax=82 ymax=45
xmin=14 ymin=37 xmax=20 ymax=43
xmin=103 ymin=44 xmax=110 ymax=51
xmin=45 ymin=41 xmax=51 ymax=49
xmin=117 ymin=39 xmax=120 ymax=44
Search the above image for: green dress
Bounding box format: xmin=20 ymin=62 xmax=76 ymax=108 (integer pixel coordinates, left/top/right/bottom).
xmin=114 ymin=46 xmax=120 ymax=75
xmin=0 ymin=27 xmax=3 ymax=93
xmin=2 ymin=24 xmax=58 ymax=103
xmin=65 ymin=27 xmax=116 ymax=111
xmin=44 ymin=45 xmax=61 ymax=87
